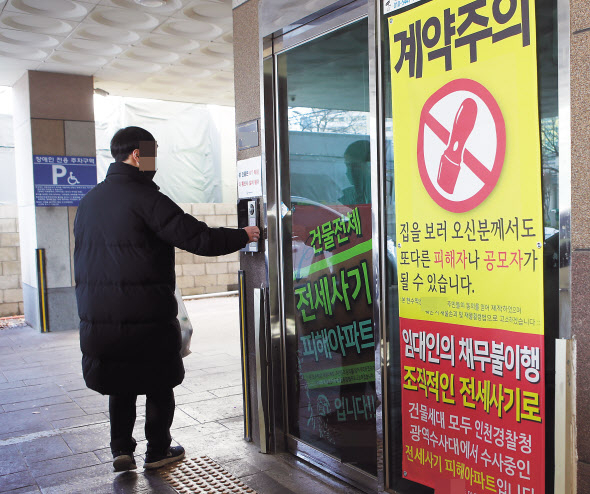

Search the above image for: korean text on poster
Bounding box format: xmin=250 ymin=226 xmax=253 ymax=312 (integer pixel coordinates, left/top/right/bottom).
xmin=388 ymin=0 xmax=545 ymax=492
xmin=237 ymin=156 xmax=263 ymax=199
xmin=33 ymin=155 xmax=97 ymax=207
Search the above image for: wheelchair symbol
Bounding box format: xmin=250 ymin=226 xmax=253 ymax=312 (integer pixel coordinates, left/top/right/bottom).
xmin=67 ymin=172 xmax=80 ymax=185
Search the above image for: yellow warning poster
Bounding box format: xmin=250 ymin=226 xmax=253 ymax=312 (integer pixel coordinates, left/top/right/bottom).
xmin=389 ymin=0 xmax=545 ymax=492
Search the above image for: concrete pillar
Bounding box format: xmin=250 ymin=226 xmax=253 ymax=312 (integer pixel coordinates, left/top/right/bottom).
xmin=233 ymin=0 xmax=264 ymax=449
xmin=12 ymin=71 xmax=95 ymax=331
xmin=569 ymin=0 xmax=590 ymax=488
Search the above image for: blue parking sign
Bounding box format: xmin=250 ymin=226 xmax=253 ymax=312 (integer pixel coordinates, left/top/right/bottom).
xmin=33 ymin=155 xmax=97 ymax=207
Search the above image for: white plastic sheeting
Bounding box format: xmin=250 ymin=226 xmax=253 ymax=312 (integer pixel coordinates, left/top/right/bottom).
xmin=0 ymin=88 xmax=15 ymax=205
xmin=95 ymin=95 xmax=237 ymax=204
xmin=0 ymin=115 xmax=16 ymax=205
xmin=0 ymin=86 xmax=237 ymax=206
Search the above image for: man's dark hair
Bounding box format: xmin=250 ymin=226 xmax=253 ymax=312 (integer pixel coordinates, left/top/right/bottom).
xmin=344 ymin=140 xmax=371 ymax=165
xmin=110 ymin=126 xmax=155 ymax=162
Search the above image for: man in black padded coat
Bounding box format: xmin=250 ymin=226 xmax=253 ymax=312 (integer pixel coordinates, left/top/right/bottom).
xmin=74 ymin=126 xmax=260 ymax=472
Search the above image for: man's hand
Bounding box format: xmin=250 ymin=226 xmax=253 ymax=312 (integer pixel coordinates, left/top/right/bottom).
xmin=244 ymin=226 xmax=261 ymax=243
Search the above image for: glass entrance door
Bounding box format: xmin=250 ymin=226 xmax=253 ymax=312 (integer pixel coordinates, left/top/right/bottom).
xmin=275 ymin=16 xmax=377 ymax=481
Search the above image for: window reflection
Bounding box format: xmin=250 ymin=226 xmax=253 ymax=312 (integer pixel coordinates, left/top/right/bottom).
xmin=280 ymin=18 xmax=378 ymax=476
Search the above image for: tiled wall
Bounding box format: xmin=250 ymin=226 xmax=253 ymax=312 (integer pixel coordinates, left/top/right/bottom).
xmin=0 ymin=205 xmax=23 ymax=317
xmin=0 ymin=203 xmax=239 ymax=318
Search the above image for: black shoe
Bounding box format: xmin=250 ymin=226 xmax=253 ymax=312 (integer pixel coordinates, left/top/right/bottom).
xmin=144 ymin=445 xmax=185 ymax=470
xmin=112 ymin=453 xmax=137 ymax=472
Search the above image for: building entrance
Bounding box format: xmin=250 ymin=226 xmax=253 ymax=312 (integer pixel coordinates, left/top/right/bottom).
xmin=271 ymin=11 xmax=378 ymax=492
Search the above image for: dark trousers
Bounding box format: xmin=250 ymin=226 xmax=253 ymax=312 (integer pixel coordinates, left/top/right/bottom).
xmin=109 ymin=388 xmax=175 ymax=456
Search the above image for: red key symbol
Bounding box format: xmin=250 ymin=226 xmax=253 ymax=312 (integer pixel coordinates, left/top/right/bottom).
xmin=437 ymin=98 xmax=478 ymax=194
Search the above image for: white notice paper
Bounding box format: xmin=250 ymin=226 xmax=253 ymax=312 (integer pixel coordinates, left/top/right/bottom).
xmin=237 ymin=156 xmax=263 ymax=199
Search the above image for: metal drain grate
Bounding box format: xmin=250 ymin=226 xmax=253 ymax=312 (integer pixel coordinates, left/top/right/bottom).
xmin=160 ymin=456 xmax=258 ymax=494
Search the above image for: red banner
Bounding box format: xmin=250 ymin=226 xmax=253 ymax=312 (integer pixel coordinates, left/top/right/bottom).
xmin=400 ymin=317 xmax=544 ymax=494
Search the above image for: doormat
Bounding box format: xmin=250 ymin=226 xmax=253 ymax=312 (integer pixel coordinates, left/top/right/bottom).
xmin=159 ymin=455 xmax=258 ymax=494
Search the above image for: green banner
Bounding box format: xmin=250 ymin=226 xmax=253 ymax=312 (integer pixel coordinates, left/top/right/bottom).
xmin=303 ymin=361 xmax=375 ymax=389
xmin=294 ymin=239 xmax=372 ymax=280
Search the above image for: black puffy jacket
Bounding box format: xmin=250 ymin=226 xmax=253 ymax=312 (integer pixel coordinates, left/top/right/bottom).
xmin=74 ymin=162 xmax=248 ymax=395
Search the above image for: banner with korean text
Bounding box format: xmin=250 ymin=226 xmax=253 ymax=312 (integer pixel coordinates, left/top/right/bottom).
xmin=289 ymin=202 xmax=377 ymax=474
xmin=389 ymin=0 xmax=544 ymax=493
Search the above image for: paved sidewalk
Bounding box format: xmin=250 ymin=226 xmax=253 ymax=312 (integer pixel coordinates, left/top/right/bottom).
xmin=0 ymin=296 xmax=362 ymax=494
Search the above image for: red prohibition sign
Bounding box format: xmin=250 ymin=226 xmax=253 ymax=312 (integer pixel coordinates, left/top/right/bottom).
xmin=417 ymin=79 xmax=506 ymax=213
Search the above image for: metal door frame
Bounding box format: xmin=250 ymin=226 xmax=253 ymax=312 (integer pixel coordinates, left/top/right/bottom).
xmin=261 ymin=1 xmax=385 ymax=492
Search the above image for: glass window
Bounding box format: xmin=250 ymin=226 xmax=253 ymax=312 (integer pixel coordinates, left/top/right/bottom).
xmin=278 ymin=18 xmax=378 ymax=476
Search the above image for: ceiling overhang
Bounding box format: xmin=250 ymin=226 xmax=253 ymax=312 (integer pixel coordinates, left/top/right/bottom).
xmin=0 ymin=0 xmax=235 ymax=106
